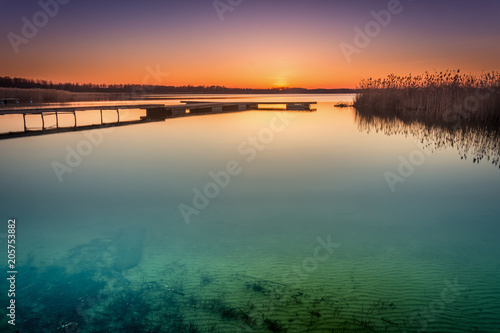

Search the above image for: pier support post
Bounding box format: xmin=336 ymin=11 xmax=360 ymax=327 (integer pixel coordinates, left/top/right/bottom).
xmin=117 ymin=109 xmax=120 ymax=123
xmin=73 ymin=111 xmax=77 ymax=128
xmin=100 ymin=109 xmax=103 ymax=125
xmin=23 ymin=114 xmax=26 ymax=132
xmin=41 ymin=113 xmax=45 ymax=131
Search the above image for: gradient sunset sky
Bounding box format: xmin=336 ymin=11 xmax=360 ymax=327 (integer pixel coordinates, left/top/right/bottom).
xmin=1 ymin=0 xmax=499 ymax=88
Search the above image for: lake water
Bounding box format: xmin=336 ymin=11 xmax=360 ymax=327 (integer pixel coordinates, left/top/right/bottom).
xmin=1 ymin=94 xmax=499 ymax=332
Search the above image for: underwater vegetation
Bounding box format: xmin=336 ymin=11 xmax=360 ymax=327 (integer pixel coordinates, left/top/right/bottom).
xmin=263 ymin=318 xmax=287 ymax=332
xmin=199 ymin=271 xmax=215 ymax=287
xmin=9 ymin=265 xmax=105 ymax=332
xmin=200 ymin=297 xmax=257 ymax=328
xmin=2 ymin=259 xmax=411 ymax=333
xmin=1 ymin=236 xmax=436 ymax=332
xmin=8 ymin=268 xmax=200 ymax=332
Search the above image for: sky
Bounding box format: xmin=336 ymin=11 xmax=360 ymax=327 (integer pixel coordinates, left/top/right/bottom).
xmin=0 ymin=0 xmax=499 ymax=88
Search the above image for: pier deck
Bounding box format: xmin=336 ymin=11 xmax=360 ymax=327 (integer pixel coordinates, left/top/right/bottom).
xmin=0 ymin=100 xmax=316 ymax=140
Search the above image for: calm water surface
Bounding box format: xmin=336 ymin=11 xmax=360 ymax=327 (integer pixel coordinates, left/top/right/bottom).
xmin=0 ymin=94 xmax=499 ymax=332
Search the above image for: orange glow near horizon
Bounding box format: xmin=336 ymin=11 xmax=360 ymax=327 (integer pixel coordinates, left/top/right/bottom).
xmin=3 ymin=41 xmax=497 ymax=89
xmin=2 ymin=54 xmax=497 ymax=90
xmin=1 ymin=2 xmax=499 ymax=90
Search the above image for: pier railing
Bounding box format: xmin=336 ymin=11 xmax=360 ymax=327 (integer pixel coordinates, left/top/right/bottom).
xmin=0 ymin=101 xmax=316 ymax=140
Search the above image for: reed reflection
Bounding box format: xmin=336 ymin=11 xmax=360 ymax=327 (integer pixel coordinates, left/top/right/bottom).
xmin=355 ymin=110 xmax=500 ymax=168
xmin=354 ymin=71 xmax=500 ymax=168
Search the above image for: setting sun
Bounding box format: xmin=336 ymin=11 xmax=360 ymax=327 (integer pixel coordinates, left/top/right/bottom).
xmin=272 ymin=77 xmax=289 ymax=88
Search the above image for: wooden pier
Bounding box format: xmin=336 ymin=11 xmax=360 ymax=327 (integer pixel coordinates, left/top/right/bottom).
xmin=144 ymin=101 xmax=315 ymax=119
xmin=0 ymin=100 xmax=316 ymax=140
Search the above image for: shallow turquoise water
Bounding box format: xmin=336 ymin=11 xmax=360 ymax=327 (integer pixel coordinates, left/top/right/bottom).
xmin=1 ymin=94 xmax=499 ymax=332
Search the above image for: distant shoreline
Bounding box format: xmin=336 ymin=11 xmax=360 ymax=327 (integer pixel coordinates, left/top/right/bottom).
xmin=0 ymin=76 xmax=356 ymax=103
xmin=0 ymin=87 xmax=121 ymax=104
xmin=0 ymin=86 xmax=357 ymax=104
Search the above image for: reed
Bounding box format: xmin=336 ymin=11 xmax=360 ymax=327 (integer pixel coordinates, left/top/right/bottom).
xmin=354 ymin=70 xmax=500 ymax=127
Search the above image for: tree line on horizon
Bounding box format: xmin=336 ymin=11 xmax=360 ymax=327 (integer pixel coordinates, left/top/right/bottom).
xmin=0 ymin=76 xmax=354 ymax=94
